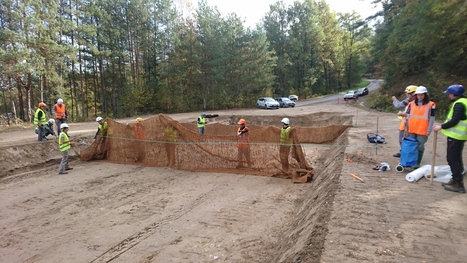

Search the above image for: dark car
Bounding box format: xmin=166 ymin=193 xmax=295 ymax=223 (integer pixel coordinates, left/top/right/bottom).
xmin=343 ymin=90 xmax=358 ymax=101
xmin=275 ymin=97 xmax=296 ymax=108
xmin=356 ymin=87 xmax=369 ymax=97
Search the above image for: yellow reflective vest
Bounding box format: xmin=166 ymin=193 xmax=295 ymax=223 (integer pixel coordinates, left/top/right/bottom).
xmin=59 ymin=132 xmax=71 ymax=152
xmin=280 ymin=126 xmax=293 ymax=146
xmin=441 ymin=98 xmax=467 ymax=140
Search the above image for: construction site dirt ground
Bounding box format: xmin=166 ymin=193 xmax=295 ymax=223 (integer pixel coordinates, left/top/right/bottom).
xmin=1 ymin=96 xmax=467 ymax=263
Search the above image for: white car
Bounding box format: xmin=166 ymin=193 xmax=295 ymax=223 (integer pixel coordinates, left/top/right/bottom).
xmin=288 ymin=95 xmax=298 ymax=101
xmin=257 ymin=97 xmax=280 ymax=109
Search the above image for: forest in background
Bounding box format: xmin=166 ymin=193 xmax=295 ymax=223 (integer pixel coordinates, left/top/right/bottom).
xmin=1 ymin=0 xmax=466 ymax=123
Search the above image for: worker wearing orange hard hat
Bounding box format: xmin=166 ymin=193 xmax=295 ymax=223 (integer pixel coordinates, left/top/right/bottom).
xmin=34 ymin=102 xmax=48 ymax=141
xmin=236 ymin=118 xmax=251 ymax=168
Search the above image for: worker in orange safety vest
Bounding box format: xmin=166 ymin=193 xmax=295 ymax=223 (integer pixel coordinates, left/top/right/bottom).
xmin=399 ymin=86 xmax=436 ymax=168
xmin=52 ymin=98 xmax=68 ymax=135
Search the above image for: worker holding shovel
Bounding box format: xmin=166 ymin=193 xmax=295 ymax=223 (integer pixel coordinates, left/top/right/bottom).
xmin=433 ymin=84 xmax=467 ymax=193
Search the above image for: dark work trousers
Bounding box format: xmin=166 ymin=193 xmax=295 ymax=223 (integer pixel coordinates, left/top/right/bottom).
xmin=56 ymin=118 xmax=66 ymax=135
xmin=37 ymin=125 xmax=45 ymax=141
xmin=446 ymin=137 xmax=465 ymax=183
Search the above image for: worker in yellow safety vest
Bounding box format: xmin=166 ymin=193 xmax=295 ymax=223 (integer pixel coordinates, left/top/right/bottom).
xmin=433 ymin=84 xmax=467 ymax=193
xmin=34 ymin=102 xmax=48 ymax=141
xmin=58 ymin=123 xmax=75 ymax=174
xmin=279 ymin=117 xmax=299 ymax=172
xmin=197 ymin=113 xmax=207 ymax=134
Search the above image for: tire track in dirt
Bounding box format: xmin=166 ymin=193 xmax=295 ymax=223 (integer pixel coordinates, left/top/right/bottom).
xmin=88 ymin=175 xmax=247 ymax=263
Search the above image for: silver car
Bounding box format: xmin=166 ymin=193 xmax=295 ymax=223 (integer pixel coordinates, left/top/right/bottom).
xmin=257 ymin=97 xmax=280 ymax=109
xmin=343 ymin=90 xmax=358 ymax=101
xmin=275 ymin=97 xmax=296 ymax=108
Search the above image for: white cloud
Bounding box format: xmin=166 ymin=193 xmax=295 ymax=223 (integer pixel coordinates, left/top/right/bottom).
xmin=203 ymin=0 xmax=381 ymax=28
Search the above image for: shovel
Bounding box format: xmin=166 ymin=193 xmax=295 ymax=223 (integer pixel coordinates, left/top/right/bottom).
xmin=429 ymin=131 xmax=438 ymax=185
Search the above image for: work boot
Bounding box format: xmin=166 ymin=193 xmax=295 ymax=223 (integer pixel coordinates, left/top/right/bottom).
xmin=414 ymin=151 xmax=424 ymax=169
xmin=393 ymin=152 xmax=401 ymax=158
xmin=442 ymin=179 xmax=454 ymax=187
xmin=444 ymin=181 xmax=466 ymax=193
xmin=58 ymin=171 xmax=68 ymax=175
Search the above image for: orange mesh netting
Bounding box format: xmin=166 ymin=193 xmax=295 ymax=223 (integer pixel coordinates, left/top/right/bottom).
xmin=80 ymin=114 xmax=351 ymax=183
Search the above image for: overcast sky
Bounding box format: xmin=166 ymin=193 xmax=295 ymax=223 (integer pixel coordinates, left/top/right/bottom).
xmin=203 ymin=0 xmax=381 ymax=28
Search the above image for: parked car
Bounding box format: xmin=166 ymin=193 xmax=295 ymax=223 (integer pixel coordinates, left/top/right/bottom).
xmin=288 ymin=95 xmax=298 ymax=101
xmin=257 ymin=97 xmax=280 ymax=109
xmin=275 ymin=97 xmax=296 ymax=108
xmin=356 ymin=87 xmax=369 ymax=97
xmin=343 ymin=90 xmax=358 ymax=101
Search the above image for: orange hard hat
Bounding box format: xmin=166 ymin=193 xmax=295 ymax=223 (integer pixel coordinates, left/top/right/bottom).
xmin=38 ymin=102 xmax=46 ymax=107
xmin=238 ymin=119 xmax=246 ymax=125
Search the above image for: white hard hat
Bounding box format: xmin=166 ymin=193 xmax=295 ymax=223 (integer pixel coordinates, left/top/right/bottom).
xmin=60 ymin=123 xmax=69 ymax=129
xmin=96 ymin=117 xmax=103 ymax=122
xmin=281 ymin=118 xmax=290 ymax=125
xmin=57 ymin=98 xmax=63 ymax=104
xmin=414 ymin=86 xmax=428 ymax=94
xmin=48 ymin=119 xmax=55 ymax=124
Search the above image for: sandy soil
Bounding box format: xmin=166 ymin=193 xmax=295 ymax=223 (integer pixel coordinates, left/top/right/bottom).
xmin=1 ymin=92 xmax=467 ymax=263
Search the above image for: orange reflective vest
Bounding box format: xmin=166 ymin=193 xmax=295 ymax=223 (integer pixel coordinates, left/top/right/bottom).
xmin=54 ymin=104 xmax=67 ymax=119
xmin=399 ymin=117 xmax=407 ymax=131
xmin=407 ymin=101 xmax=436 ymax=136
xmin=134 ymin=124 xmax=145 ymax=140
xmin=237 ymin=126 xmax=249 ymax=148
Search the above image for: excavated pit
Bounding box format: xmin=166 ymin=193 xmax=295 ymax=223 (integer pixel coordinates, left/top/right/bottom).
xmin=0 ymin=111 xmax=351 ymax=262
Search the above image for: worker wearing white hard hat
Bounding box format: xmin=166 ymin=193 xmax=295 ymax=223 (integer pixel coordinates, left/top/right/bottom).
xmin=58 ymin=122 xmax=75 ymax=174
xmin=279 ymin=117 xmax=298 ymax=172
xmin=402 ymin=85 xmax=436 ymax=169
xmin=94 ymin=117 xmax=108 ymax=141
xmin=52 ymin=98 xmax=68 ymax=135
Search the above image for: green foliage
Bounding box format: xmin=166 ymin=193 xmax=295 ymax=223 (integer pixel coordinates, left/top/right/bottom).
xmin=365 ymin=91 xmax=394 ymax=112
xmin=2 ymin=0 xmax=375 ymax=121
xmin=373 ymin=0 xmax=467 ymax=115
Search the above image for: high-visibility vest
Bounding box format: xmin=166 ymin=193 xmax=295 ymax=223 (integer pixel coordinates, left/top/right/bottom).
xmin=59 ymin=132 xmax=71 ymax=152
xmin=54 ymin=104 xmax=67 ymax=119
xmin=237 ymin=127 xmax=249 ymax=148
xmin=34 ymin=108 xmax=47 ymax=125
xmin=197 ymin=116 xmax=206 ymax=128
xmin=98 ymin=122 xmax=108 ymax=134
xmin=280 ymin=126 xmax=293 ymax=146
xmin=134 ymin=124 xmax=145 ymax=140
xmin=407 ymin=101 xmax=436 ymax=136
xmin=164 ymin=126 xmax=177 ymax=142
xmin=441 ymin=98 xmax=467 ymax=140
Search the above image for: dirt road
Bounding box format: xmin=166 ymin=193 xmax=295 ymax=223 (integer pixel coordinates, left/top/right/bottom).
xmin=1 ymin=90 xmax=467 ymax=263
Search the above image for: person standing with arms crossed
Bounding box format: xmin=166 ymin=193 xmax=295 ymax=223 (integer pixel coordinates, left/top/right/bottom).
xmin=34 ymin=102 xmax=48 ymax=141
xmin=399 ymin=86 xmax=436 ymax=169
xmin=433 ymin=84 xmax=466 ymax=193
xmin=236 ymin=119 xmax=251 ymax=168
xmin=392 ymin=85 xmax=417 ymax=157
xmin=52 ymin=98 xmax=68 ymax=135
